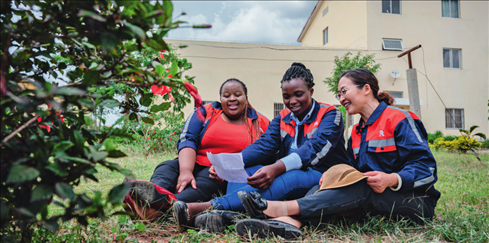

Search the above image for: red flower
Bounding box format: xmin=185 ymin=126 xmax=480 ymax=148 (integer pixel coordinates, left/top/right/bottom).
xmin=158 ymin=137 xmax=161 ymax=139
xmin=184 ymin=82 xmax=203 ymax=109
xmin=153 ymin=147 xmax=156 ymax=151
xmin=173 ymin=131 xmax=176 ymax=136
xmin=60 ymin=115 xmax=65 ymax=123
xmin=39 ymin=125 xmax=50 ymax=132
xmin=147 ymin=136 xmax=150 ymax=139
xmin=170 ymin=138 xmax=172 ymax=141
xmin=159 ymin=50 xmax=166 ymax=61
xmin=169 ymin=93 xmax=175 ymax=103
xmin=37 ymin=117 xmax=42 ymax=122
xmin=168 ymin=74 xmax=172 ymax=78
xmin=151 ymin=85 xmax=172 ymax=96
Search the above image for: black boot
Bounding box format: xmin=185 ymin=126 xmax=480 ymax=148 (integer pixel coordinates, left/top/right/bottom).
xmin=238 ymin=191 xmax=268 ymax=219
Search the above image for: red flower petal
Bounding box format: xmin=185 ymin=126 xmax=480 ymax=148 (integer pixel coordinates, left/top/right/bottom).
xmin=37 ymin=117 xmax=42 ymax=122
xmin=159 ymin=51 xmax=166 ymax=61
xmin=151 ymin=85 xmax=172 ymax=96
xmin=39 ymin=125 xmax=50 ymax=132
xmin=184 ymin=82 xmax=203 ymax=109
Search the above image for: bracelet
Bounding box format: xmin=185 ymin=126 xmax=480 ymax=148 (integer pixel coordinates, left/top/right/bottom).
xmin=389 ymin=173 xmax=402 ymax=191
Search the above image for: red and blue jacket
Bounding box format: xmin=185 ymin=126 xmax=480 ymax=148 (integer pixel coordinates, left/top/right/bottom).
xmin=241 ymin=99 xmax=349 ymax=173
xmin=348 ymin=102 xmax=441 ymax=205
xmin=177 ymin=102 xmax=270 ymax=153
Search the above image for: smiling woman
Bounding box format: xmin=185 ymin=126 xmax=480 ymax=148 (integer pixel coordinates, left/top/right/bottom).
xmin=123 ymin=78 xmax=269 ymax=222
xmin=172 ymin=62 xmax=350 ymax=233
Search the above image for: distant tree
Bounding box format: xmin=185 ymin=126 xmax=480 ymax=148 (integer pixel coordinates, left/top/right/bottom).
xmin=323 ymin=52 xmax=381 ymax=94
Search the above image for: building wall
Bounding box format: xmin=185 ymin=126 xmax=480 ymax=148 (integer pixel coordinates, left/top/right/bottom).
xmin=300 ymin=1 xmax=368 ymax=50
xmin=364 ymin=1 xmax=489 ymax=135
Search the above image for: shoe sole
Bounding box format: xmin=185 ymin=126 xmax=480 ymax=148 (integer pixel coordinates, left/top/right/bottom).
xmin=195 ymin=213 xmax=228 ymax=233
xmin=238 ymin=191 xmax=257 ymax=218
xmin=236 ymin=219 xmax=302 ymax=240
xmin=172 ymin=201 xmax=189 ymax=231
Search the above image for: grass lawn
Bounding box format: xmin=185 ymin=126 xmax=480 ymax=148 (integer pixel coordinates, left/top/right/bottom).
xmin=48 ymin=148 xmax=489 ymax=242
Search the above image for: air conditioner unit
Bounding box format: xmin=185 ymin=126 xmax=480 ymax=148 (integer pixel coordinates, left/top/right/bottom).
xmin=382 ymin=39 xmax=403 ymax=51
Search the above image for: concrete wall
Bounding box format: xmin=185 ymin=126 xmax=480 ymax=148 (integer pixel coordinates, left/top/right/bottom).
xmin=364 ymin=1 xmax=489 ymax=135
xmin=300 ymin=1 xmax=368 ymax=50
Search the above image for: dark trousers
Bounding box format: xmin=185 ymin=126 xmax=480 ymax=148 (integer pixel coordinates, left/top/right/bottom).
xmin=297 ymin=180 xmax=435 ymax=226
xmin=149 ymin=158 xmax=227 ymax=203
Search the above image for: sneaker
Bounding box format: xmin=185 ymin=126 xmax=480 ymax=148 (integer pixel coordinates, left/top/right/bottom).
xmin=195 ymin=211 xmax=246 ymax=233
xmin=238 ymin=191 xmax=268 ymax=219
xmin=236 ymin=218 xmax=302 ymax=240
xmin=172 ymin=201 xmax=191 ymax=231
xmin=124 ymin=179 xmax=176 ymax=210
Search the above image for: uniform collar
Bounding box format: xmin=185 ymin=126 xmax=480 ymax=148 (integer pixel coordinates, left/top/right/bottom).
xmin=359 ymin=101 xmax=388 ymax=127
xmin=283 ymin=99 xmax=319 ymax=124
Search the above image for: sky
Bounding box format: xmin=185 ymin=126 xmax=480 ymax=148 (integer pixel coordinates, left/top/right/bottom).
xmin=167 ymin=1 xmax=317 ymax=45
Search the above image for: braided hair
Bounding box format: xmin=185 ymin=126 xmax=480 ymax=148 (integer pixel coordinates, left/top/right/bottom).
xmin=281 ymin=62 xmax=315 ymax=88
xmin=219 ymin=78 xmax=261 ymax=145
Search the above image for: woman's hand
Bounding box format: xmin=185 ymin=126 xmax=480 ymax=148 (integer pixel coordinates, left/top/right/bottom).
xmin=208 ymin=166 xmax=224 ymax=183
xmin=247 ymin=161 xmax=286 ymax=190
xmin=363 ymin=171 xmax=399 ymax=193
xmin=176 ymin=171 xmax=197 ymax=193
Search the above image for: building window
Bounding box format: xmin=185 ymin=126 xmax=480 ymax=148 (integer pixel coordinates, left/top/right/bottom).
xmin=323 ymin=27 xmax=328 ymax=45
xmin=322 ymin=6 xmax=329 ymax=16
xmin=382 ymin=39 xmax=403 ymax=51
xmin=386 ymin=91 xmax=403 ymax=98
xmin=442 ymin=0 xmax=459 ymax=18
xmin=382 ymin=0 xmax=401 ymax=14
xmin=274 ymin=103 xmax=285 ymax=117
xmin=443 ymin=48 xmax=461 ymax=69
xmin=445 ymin=108 xmax=464 ymax=129
xmin=202 ymin=100 xmax=215 ymax=105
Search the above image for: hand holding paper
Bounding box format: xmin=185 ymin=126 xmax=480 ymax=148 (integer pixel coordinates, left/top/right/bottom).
xmin=206 ymin=152 xmax=249 ymax=183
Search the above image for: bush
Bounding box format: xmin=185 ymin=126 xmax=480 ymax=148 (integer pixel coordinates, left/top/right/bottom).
xmin=442 ymin=135 xmax=458 ymax=142
xmin=1 ymin=1 xmax=205 ymax=241
xmin=480 ymin=139 xmax=489 ymax=149
xmin=433 ymin=136 xmax=482 ymax=153
xmin=428 ymin=130 xmax=444 ymax=144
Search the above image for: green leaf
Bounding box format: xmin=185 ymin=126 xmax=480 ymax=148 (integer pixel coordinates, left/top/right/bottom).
xmin=162 ymin=0 xmax=173 ymax=24
xmin=140 ymin=93 xmax=152 ymax=107
xmin=111 ymin=128 xmax=134 ymax=140
xmin=101 ymin=32 xmax=118 ymax=52
xmin=55 ymin=182 xmax=74 ymax=200
xmin=141 ymin=117 xmax=154 ymax=125
xmin=108 ymin=150 xmax=127 ymax=158
xmin=31 ymin=184 xmax=54 ymax=202
xmin=15 ymin=208 xmax=34 ymax=217
xmin=122 ymin=20 xmax=147 ymax=41
xmin=78 ymin=10 xmax=107 ymax=22
xmin=107 ymin=183 xmax=129 ymax=204
xmin=46 ymin=163 xmax=69 ymax=176
xmin=92 ymin=151 xmax=108 ymax=161
xmin=56 ymin=87 xmax=87 ymax=96
xmin=53 ymin=141 xmax=74 ymax=154
xmin=150 ymin=102 xmax=171 ymax=112
xmin=169 ymin=60 xmax=178 ymax=76
xmin=129 ymin=113 xmax=137 ymax=121
xmin=73 ymin=130 xmax=85 ymax=149
xmin=99 ymin=99 xmax=120 ymax=108
xmin=7 ymin=165 xmax=40 ymax=183
xmin=137 ymin=222 xmax=146 ymax=231
xmin=83 ymin=70 xmax=100 ymax=86
xmin=154 ymin=63 xmax=164 ymax=77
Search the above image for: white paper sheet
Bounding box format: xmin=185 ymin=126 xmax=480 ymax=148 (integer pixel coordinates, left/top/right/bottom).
xmin=206 ymin=152 xmax=249 ymax=183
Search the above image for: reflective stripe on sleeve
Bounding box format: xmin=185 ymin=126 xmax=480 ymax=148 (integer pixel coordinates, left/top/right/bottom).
xmin=306 ymin=128 xmax=318 ymax=138
xmin=353 ymin=147 xmax=360 ymax=156
xmin=413 ymin=167 xmax=436 ymax=188
xmin=334 ymin=108 xmax=341 ymax=126
xmin=280 ymin=130 xmax=288 ymax=139
xmin=310 ymin=140 xmax=332 ymax=166
xmin=179 ymin=109 xmax=197 ymax=143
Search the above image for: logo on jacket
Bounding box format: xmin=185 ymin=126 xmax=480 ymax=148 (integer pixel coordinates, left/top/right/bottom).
xmin=379 ymin=130 xmax=385 ymax=137
xmin=314 ymin=121 xmax=318 ymax=126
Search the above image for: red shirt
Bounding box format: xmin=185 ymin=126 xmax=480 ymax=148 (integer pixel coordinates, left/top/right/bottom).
xmin=196 ymin=115 xmax=251 ymax=167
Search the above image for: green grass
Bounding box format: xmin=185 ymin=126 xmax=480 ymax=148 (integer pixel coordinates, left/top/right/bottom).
xmin=42 ymin=149 xmax=489 ymax=242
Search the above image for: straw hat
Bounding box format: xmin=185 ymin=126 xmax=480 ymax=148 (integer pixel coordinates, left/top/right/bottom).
xmin=316 ymin=164 xmax=369 ymax=193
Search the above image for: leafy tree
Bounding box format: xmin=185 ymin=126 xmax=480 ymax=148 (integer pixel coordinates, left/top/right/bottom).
xmin=0 ymin=0 xmax=206 ymax=241
xmin=460 ymin=125 xmax=486 ymax=140
xmin=323 ymin=52 xmax=381 ymax=94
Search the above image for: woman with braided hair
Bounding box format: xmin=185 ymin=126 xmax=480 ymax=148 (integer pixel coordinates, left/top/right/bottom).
xmin=172 ymin=62 xmax=349 ymax=233
xmin=123 ymin=78 xmax=269 ymax=221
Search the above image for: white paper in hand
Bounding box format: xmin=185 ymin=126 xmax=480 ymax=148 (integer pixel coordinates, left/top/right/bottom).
xmin=207 ymin=152 xmax=249 ymax=183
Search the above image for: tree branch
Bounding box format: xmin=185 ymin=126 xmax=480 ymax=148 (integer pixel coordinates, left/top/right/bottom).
xmin=2 ymin=117 xmax=37 ymax=143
